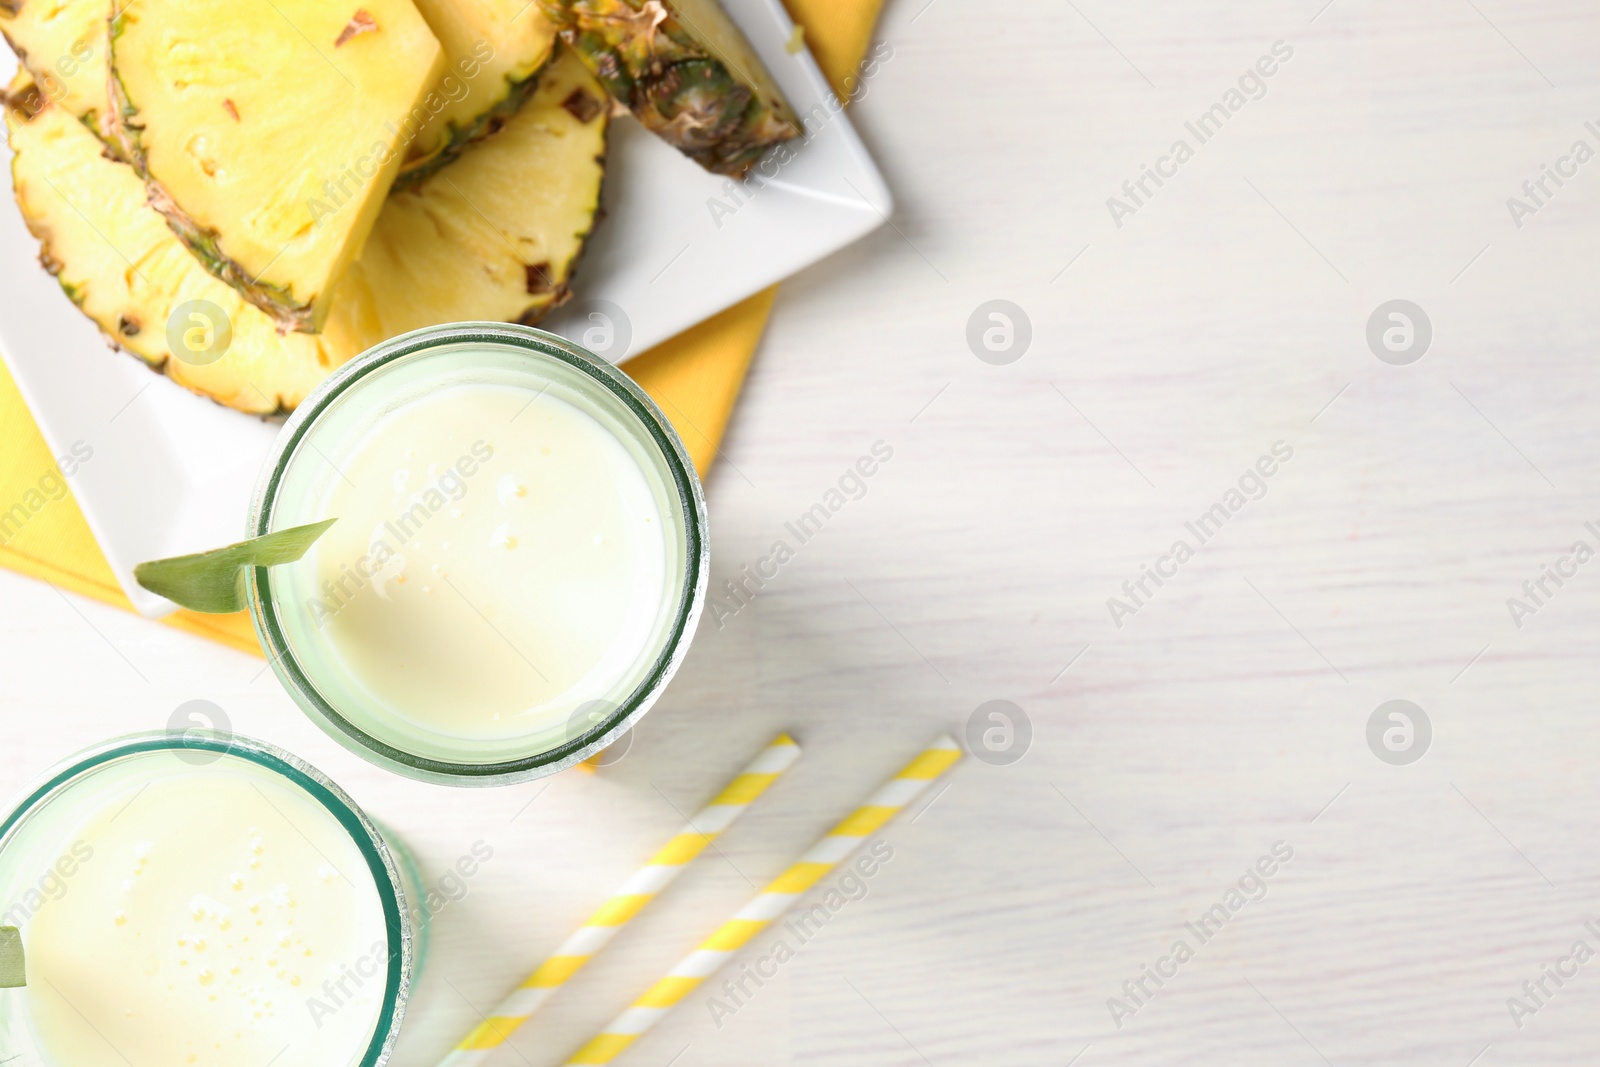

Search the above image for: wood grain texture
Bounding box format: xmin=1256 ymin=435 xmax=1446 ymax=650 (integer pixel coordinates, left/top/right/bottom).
xmin=5 ymin=0 xmax=1600 ymax=1064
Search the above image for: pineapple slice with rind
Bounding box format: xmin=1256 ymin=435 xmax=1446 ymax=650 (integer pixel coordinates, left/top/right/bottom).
xmin=338 ymin=46 xmax=609 ymax=336
xmin=541 ymin=0 xmax=799 ymax=177
xmin=6 ymin=75 xmax=350 ymax=413
xmin=396 ymin=0 xmax=560 ymax=189
xmin=6 ymin=51 xmax=608 ymax=413
xmin=108 ymin=0 xmax=445 ymax=333
xmin=0 ymin=0 xmax=116 ymax=149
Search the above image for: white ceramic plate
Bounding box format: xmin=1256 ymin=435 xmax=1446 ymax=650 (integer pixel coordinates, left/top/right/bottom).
xmin=0 ymin=0 xmax=890 ymax=617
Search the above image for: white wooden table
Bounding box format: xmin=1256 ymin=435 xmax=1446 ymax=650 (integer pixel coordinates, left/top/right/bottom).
xmin=6 ymin=0 xmax=1600 ymax=1063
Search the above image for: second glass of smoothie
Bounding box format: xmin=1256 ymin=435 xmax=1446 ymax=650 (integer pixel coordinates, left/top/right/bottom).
xmin=0 ymin=732 xmax=417 ymax=1067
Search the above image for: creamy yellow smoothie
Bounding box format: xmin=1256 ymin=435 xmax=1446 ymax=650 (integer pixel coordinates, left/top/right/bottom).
xmin=251 ymin=325 xmax=706 ymax=783
xmin=308 ymin=383 xmax=669 ymax=742
xmin=0 ymin=738 xmax=409 ymax=1067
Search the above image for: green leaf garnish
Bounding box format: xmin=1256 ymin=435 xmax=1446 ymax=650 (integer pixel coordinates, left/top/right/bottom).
xmin=133 ymin=519 xmax=337 ymax=613
xmin=0 ymin=926 xmax=23 ymax=987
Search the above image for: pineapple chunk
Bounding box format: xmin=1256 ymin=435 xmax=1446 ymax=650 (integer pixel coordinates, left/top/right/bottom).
xmin=108 ymin=0 xmax=445 ymax=332
xmin=541 ymin=0 xmax=799 ymax=177
xmin=0 ymin=0 xmax=116 ymax=149
xmin=6 ymin=76 xmax=352 ymax=413
xmin=7 ymin=51 xmax=607 ymax=413
xmin=397 ymin=0 xmax=559 ymax=189
xmin=338 ymin=47 xmax=609 ymax=336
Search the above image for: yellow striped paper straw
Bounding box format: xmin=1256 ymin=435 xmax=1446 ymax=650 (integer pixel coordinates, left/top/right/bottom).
xmin=439 ymin=734 xmax=802 ymax=1067
xmin=563 ymin=734 xmax=963 ymax=1066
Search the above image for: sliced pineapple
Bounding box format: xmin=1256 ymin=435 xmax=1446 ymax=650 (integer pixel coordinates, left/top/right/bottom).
xmin=396 ymin=0 xmax=560 ymax=189
xmin=7 ymin=51 xmax=608 ymax=413
xmin=338 ymin=46 xmax=609 ymax=337
xmin=2 ymin=0 xmax=556 ymax=183
xmin=0 ymin=0 xmax=116 ymax=149
xmin=6 ymin=75 xmax=352 ymax=413
xmin=541 ymin=0 xmax=799 ymax=178
xmin=108 ymin=0 xmax=445 ymax=332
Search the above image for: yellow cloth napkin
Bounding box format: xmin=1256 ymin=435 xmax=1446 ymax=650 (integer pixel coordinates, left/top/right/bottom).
xmin=0 ymin=1 xmax=879 ymax=656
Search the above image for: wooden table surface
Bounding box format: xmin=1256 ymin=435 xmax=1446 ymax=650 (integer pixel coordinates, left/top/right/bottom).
xmin=6 ymin=0 xmax=1600 ymax=1064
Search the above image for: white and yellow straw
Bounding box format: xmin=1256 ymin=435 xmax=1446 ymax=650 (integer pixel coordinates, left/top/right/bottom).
xmin=562 ymin=734 xmax=963 ymax=1065
xmin=439 ymin=733 xmax=802 ymax=1067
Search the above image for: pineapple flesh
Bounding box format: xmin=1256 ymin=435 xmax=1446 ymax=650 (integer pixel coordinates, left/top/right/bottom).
xmin=6 ymin=75 xmax=351 ymax=413
xmin=541 ymin=0 xmax=800 ymax=178
xmin=108 ymin=0 xmax=445 ymax=332
xmin=6 ymin=50 xmax=608 ymax=413
xmin=0 ymin=0 xmax=116 ymax=149
xmin=338 ymin=47 xmax=610 ymax=337
xmin=396 ymin=0 xmax=560 ymax=189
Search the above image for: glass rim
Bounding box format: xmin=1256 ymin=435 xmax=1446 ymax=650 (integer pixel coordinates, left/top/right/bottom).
xmin=246 ymin=322 xmax=710 ymax=787
xmin=0 ymin=730 xmax=414 ymax=1067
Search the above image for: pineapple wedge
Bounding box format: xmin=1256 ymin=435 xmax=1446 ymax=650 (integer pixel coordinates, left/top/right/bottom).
xmin=108 ymin=0 xmax=445 ymax=333
xmin=397 ymin=0 xmax=560 ymax=189
xmin=337 ymin=46 xmax=609 ymax=336
xmin=6 ymin=76 xmax=351 ymax=413
xmin=541 ymin=0 xmax=799 ymax=177
xmin=7 ymin=51 xmax=608 ymax=413
xmin=0 ymin=0 xmax=116 ymax=148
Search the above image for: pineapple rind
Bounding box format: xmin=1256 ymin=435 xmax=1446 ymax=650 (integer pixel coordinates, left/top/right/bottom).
xmin=542 ymin=0 xmax=799 ymax=178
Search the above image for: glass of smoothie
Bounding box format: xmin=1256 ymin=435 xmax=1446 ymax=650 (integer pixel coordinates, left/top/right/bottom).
xmin=0 ymin=731 xmax=417 ymax=1067
xmin=246 ymin=322 xmax=708 ymax=785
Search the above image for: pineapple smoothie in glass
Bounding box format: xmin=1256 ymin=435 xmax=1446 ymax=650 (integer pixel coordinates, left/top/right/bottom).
xmin=248 ymin=323 xmax=708 ymax=786
xmin=0 ymin=733 xmax=417 ymax=1067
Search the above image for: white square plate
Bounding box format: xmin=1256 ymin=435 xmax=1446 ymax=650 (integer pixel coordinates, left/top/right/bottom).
xmin=0 ymin=0 xmax=890 ymax=616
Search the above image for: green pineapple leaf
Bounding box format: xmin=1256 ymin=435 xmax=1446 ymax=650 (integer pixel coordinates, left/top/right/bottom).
xmin=133 ymin=519 xmax=337 ymax=614
xmin=0 ymin=926 xmax=23 ymax=987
